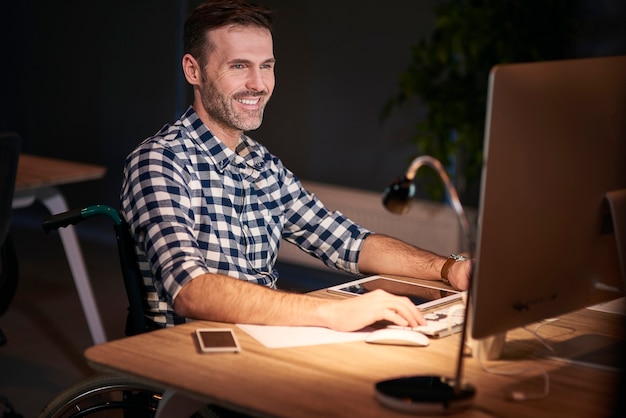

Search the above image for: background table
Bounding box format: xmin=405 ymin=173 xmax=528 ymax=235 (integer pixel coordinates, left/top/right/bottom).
xmin=14 ymin=154 xmax=107 ymax=344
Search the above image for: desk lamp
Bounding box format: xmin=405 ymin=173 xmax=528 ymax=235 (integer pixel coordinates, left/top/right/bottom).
xmin=376 ymin=155 xmax=476 ymax=414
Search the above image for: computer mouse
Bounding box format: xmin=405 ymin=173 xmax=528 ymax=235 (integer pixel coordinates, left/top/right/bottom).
xmin=365 ymin=327 xmax=430 ymax=347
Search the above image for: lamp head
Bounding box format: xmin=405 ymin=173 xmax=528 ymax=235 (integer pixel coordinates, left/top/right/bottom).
xmin=382 ymin=176 xmax=416 ymax=215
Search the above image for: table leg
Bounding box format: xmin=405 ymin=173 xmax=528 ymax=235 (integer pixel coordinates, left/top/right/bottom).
xmin=36 ymin=187 xmax=107 ymax=344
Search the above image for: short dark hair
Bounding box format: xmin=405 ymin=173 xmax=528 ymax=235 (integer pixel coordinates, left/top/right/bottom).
xmin=184 ymin=0 xmax=275 ymax=65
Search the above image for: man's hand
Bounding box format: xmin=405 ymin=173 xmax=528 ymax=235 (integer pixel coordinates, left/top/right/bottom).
xmin=320 ymin=289 xmax=426 ymax=332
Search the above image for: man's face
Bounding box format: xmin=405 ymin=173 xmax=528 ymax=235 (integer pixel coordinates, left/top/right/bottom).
xmin=199 ymin=25 xmax=275 ymax=134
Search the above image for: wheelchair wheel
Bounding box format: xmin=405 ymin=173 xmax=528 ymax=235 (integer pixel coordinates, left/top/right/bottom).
xmin=37 ymin=374 xmax=162 ymax=418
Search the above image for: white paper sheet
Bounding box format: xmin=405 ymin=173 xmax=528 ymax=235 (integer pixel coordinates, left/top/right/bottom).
xmin=237 ymin=324 xmax=372 ymax=348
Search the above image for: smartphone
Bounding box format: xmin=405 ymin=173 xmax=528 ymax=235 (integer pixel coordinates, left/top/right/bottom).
xmin=195 ymin=328 xmax=241 ymax=353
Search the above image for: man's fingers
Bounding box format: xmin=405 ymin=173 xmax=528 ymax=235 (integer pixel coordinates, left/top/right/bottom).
xmin=365 ymin=290 xmax=425 ymax=327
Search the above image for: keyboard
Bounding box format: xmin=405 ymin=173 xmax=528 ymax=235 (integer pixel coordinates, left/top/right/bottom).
xmin=390 ymin=303 xmax=465 ymax=338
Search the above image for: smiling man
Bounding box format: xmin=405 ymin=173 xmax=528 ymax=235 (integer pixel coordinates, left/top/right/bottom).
xmin=188 ymin=23 xmax=275 ymax=147
xmin=120 ymin=0 xmax=470 ymax=333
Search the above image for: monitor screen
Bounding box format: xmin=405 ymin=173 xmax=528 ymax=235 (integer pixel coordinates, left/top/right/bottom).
xmin=471 ymin=55 xmax=626 ymax=340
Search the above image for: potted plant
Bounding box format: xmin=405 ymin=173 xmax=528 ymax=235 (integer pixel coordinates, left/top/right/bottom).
xmin=382 ymin=0 xmax=580 ymax=206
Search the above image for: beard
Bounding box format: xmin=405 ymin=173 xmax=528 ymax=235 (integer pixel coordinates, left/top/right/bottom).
xmin=199 ymin=76 xmax=268 ymax=133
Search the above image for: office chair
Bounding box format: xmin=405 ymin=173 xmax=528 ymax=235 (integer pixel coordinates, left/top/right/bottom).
xmin=0 ymin=132 xmax=23 ymax=418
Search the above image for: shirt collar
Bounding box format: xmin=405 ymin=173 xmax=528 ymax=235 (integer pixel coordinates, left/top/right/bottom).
xmin=180 ymin=106 xmax=266 ymax=173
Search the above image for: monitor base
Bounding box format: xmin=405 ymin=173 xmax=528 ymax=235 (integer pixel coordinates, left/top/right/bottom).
xmin=375 ymin=375 xmax=476 ymax=415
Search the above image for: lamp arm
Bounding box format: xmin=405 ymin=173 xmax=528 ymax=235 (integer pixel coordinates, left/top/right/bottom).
xmin=405 ymin=156 xmax=473 ymax=252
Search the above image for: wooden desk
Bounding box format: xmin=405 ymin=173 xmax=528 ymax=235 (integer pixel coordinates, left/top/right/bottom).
xmin=85 ymin=289 xmax=623 ymax=418
xmin=14 ymin=154 xmax=108 ymax=344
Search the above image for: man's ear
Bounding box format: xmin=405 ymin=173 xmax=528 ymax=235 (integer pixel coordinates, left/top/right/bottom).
xmin=182 ymin=54 xmax=202 ymax=86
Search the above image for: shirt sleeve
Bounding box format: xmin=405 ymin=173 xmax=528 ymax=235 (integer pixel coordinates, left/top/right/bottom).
xmin=279 ymin=173 xmax=372 ymax=274
xmin=121 ymin=143 xmax=208 ymax=305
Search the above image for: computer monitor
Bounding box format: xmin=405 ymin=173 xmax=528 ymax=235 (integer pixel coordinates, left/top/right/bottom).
xmin=471 ymin=55 xmax=626 ymax=347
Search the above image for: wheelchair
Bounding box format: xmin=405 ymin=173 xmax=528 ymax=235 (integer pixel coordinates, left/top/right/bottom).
xmin=38 ymin=206 xmax=241 ymax=418
xmin=37 ymin=205 xmax=164 ymax=418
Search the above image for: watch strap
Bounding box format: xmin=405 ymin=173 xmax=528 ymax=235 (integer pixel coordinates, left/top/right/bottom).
xmin=440 ymin=254 xmax=467 ymax=286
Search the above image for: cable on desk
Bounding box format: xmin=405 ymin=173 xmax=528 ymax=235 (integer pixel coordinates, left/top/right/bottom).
xmin=527 ymin=317 xmax=578 ymax=356
xmin=526 ymin=319 xmax=561 ymax=355
xmin=474 ymin=325 xmax=552 ymax=402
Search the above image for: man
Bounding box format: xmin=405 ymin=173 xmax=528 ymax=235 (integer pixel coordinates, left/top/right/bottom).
xmin=121 ymin=0 xmax=470 ymax=332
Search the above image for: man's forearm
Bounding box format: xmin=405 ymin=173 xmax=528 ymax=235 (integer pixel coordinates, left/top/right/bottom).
xmin=173 ymin=270 xmax=427 ymax=331
xmin=358 ymin=233 xmax=444 ymax=280
xmin=173 ymin=273 xmax=328 ymax=326
xmin=358 ymin=234 xmax=470 ymax=290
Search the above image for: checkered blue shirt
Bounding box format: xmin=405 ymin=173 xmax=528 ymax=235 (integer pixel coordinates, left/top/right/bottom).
xmin=121 ymin=107 xmax=371 ymax=327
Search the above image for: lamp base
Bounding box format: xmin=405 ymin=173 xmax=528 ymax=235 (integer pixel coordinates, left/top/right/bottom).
xmin=375 ymin=375 xmax=476 ymax=415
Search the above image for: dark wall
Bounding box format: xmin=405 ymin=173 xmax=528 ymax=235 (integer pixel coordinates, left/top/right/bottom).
xmin=2 ymin=0 xmax=625 ymax=218
xmin=256 ymin=0 xmax=436 ymax=190
xmin=1 ymin=0 xmax=184 ymax=208
xmin=1 ymin=0 xmax=436 ymax=212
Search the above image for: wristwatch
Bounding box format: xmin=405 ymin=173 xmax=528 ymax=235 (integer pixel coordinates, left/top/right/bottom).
xmin=440 ymin=254 xmax=468 ymax=286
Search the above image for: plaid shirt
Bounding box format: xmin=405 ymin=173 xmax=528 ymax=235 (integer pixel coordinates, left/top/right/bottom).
xmin=121 ymin=107 xmax=371 ymax=327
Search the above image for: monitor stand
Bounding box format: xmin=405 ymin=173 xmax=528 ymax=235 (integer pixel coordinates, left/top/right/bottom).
xmin=467 ymin=332 xmax=507 ymax=361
